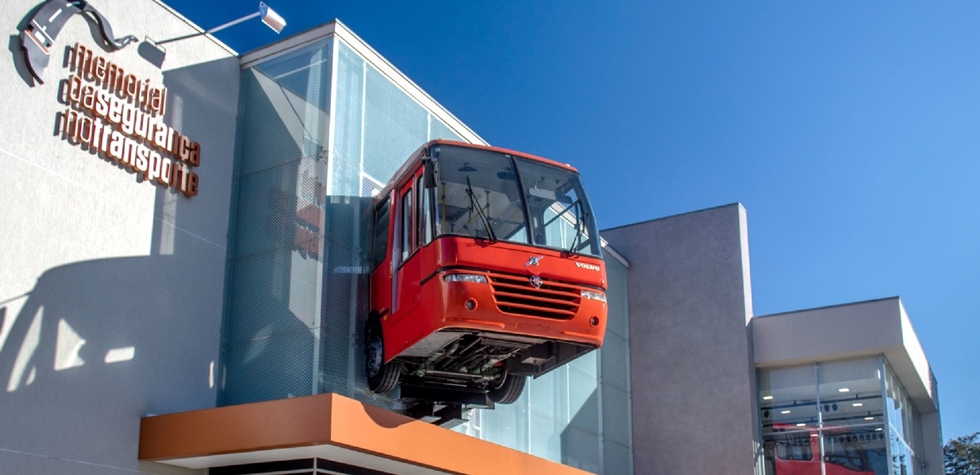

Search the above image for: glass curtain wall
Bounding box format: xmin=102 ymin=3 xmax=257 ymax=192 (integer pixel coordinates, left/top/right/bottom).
xmin=221 ymin=39 xmax=333 ymax=405
xmin=223 ymin=28 xmax=632 ymax=473
xmin=222 ymin=35 xmax=467 ymax=407
xmin=758 ymin=357 xmax=922 ymax=475
xmin=885 ymin=362 xmax=923 ymax=475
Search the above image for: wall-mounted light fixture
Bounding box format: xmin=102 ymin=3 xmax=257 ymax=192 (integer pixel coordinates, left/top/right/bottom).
xmin=207 ymin=2 xmax=287 ymax=35
xmin=144 ymin=2 xmax=286 ymax=67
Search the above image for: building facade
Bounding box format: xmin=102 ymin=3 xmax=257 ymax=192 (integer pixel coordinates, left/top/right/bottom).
xmin=0 ymin=1 xmax=941 ymax=474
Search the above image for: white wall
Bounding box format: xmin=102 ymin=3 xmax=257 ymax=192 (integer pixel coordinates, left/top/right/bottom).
xmin=0 ymin=1 xmax=239 ymax=472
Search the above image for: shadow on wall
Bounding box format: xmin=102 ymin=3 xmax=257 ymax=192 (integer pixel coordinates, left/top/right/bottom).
xmin=217 ymin=65 xmax=322 ymax=405
xmin=0 ymin=256 xmax=217 ymax=459
xmin=151 ymin=56 xmax=239 ymax=257
xmin=218 ymin=61 xmax=398 ymax=408
xmin=0 ymin=48 xmax=238 ymax=470
xmin=561 ymin=388 xmax=602 ymax=473
xmin=218 ymin=193 xmax=382 ymax=406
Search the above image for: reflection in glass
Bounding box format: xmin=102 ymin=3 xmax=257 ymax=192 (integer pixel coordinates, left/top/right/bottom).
xmin=759 ymin=358 xmax=895 ymax=475
xmin=517 ymin=158 xmax=600 ymax=257
xmin=759 ymin=365 xmax=819 ymax=432
xmin=884 ymin=362 xmax=922 ymax=475
xmin=823 ymin=425 xmax=889 ymax=475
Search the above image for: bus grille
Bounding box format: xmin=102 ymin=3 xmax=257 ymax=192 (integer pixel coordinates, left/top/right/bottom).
xmin=488 ymin=273 xmax=581 ymax=319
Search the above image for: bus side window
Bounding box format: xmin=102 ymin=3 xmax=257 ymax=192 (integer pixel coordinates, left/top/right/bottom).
xmin=401 ymin=188 xmax=413 ymax=263
xmin=417 ymin=176 xmax=433 ymax=246
xmin=775 ymin=434 xmax=813 ymax=461
xmin=371 ymin=198 xmax=390 ymax=270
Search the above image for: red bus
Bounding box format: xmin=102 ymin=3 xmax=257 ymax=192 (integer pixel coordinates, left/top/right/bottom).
xmin=365 ymin=140 xmax=607 ymax=404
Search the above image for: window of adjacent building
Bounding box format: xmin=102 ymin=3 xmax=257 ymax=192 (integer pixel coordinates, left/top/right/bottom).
xmin=758 ymin=357 xmax=900 ymax=475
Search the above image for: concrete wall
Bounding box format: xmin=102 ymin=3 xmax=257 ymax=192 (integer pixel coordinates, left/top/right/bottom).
xmin=753 ymin=298 xmax=903 ymax=369
xmin=601 ymin=204 xmax=759 ymax=474
xmin=752 ymin=298 xmax=938 ymax=411
xmin=0 ymin=0 xmax=239 ymax=472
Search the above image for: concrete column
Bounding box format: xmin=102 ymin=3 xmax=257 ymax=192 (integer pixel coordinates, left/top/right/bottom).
xmin=920 ymin=410 xmax=944 ymax=475
xmin=601 ymin=203 xmax=760 ymax=474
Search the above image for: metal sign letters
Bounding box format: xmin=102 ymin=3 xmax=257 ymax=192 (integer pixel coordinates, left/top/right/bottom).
xmin=20 ymin=0 xmax=138 ymax=83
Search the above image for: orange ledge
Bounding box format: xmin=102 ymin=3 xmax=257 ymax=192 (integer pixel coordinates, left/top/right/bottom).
xmin=139 ymin=392 xmax=591 ymax=475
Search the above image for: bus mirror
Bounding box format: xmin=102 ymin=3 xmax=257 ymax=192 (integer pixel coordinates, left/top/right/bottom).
xmin=423 ymin=158 xmax=438 ymax=189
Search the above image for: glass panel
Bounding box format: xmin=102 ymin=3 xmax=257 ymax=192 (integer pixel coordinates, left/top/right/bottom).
xmin=568 ymin=366 xmax=599 ymax=435
xmin=528 ymin=413 xmax=563 ymax=461
xmin=884 ymin=362 xmax=922 ymax=474
xmin=429 ymin=114 xmax=464 ymax=142
xmin=599 ymin=333 xmax=628 ymax=391
xmin=476 ymin=391 xmax=530 ymax=452
xmin=371 ymin=198 xmax=389 ymax=270
xmin=529 ymin=366 xmax=569 ymax=423
xmin=333 ymin=42 xmax=363 ymax=189
xmin=431 ymin=144 xmax=528 ymax=243
xmin=818 ymin=358 xmax=884 ymax=428
xmin=823 ymin=425 xmax=889 ymax=475
xmin=819 ymin=358 xmax=889 ymax=475
xmin=760 ymin=360 xmax=891 ymax=475
xmin=601 ymin=385 xmax=630 ymax=446
xmin=237 ymin=41 xmax=332 ymax=177
xmin=759 ymin=365 xmax=819 ymax=434
xmin=603 ymin=257 xmax=630 ymax=339
xmin=889 ymin=427 xmax=914 ymax=475
xmin=603 ymin=440 xmax=631 ymax=475
xmin=885 ymin=367 xmax=907 ymax=442
xmin=515 ymin=158 xmax=601 ymax=257
xmin=222 ymin=38 xmax=332 ymax=406
xmin=760 ymin=365 xmax=818 ymax=475
xmin=363 ymin=67 xmax=428 ymax=182
xmin=561 ymin=426 xmax=601 ymax=473
xmin=600 ymin=255 xmax=632 ymax=473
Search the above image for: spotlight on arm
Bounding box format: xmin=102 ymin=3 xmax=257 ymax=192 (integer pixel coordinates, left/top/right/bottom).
xmin=207 ymin=2 xmax=287 ymax=35
xmin=259 ymin=2 xmax=287 ymax=34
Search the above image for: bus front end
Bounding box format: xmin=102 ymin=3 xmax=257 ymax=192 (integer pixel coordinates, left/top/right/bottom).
xmin=368 ymin=141 xmax=607 ymax=404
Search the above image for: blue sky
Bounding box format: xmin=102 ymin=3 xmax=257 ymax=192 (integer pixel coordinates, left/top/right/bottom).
xmin=167 ymin=0 xmax=979 ymax=440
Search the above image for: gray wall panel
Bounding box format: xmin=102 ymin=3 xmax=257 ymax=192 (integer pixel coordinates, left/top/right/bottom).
xmin=602 ymin=204 xmax=759 ymax=474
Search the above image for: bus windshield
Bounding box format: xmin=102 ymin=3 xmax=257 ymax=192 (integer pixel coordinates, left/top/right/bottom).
xmin=431 ymin=144 xmax=601 ymax=257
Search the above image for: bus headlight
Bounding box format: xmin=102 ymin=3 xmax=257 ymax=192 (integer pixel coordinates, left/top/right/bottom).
xmin=443 ymin=273 xmax=488 ymax=284
xmin=581 ymin=290 xmax=606 ymax=302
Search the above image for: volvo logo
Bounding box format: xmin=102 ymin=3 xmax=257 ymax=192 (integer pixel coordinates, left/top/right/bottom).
xmin=529 ymin=275 xmax=543 ymax=288
xmin=524 ymin=256 xmax=544 ymax=267
xmin=575 ymin=262 xmax=601 ymax=272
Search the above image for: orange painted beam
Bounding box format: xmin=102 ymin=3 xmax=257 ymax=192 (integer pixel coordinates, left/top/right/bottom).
xmin=139 ymin=393 xmax=592 ymax=475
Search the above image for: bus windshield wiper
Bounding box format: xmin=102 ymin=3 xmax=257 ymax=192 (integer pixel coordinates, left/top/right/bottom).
xmin=465 ymin=176 xmax=497 ymax=243
xmin=568 ymin=204 xmax=587 ymax=255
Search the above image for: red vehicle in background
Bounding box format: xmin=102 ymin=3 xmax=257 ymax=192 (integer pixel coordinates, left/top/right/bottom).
xmin=765 ymin=424 xmax=880 ymax=475
xmin=365 ymin=140 xmax=607 ymax=404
